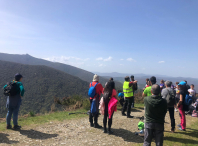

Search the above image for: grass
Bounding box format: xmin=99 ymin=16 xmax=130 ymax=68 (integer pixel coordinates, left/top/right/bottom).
xmin=0 ymin=108 xmax=88 ymax=131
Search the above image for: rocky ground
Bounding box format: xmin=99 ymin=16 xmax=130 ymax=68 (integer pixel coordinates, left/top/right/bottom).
xmin=0 ymin=108 xmax=185 ymax=146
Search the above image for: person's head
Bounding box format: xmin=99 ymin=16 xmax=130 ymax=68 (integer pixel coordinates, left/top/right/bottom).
xmin=93 ymin=74 xmax=99 ymax=82
xmin=146 ymin=78 xmax=149 ymax=82
xmin=150 ymin=76 xmax=156 ymax=85
xmin=131 ymin=75 xmax=134 ymax=81
xmin=175 ymin=82 xmax=179 ymax=86
xmin=160 ymin=80 xmax=164 ymax=84
xmin=184 ymin=80 xmax=187 ymax=84
xmin=191 ymin=84 xmax=194 ymax=90
xmin=125 ymin=76 xmax=130 ymax=82
xmin=178 ymin=81 xmax=187 ymax=91
xmin=109 ymin=77 xmax=113 ymax=81
xmin=104 ymin=80 xmax=115 ymax=93
xmin=15 ymin=73 xmax=23 ymax=82
xmin=165 ymin=80 xmax=172 ymax=88
xmin=151 ymin=84 xmax=161 ymax=95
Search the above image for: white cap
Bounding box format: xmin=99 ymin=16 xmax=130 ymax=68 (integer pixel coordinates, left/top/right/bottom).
xmin=93 ymin=74 xmax=99 ymax=82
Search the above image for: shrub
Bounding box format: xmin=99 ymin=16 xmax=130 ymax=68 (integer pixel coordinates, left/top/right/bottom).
xmin=29 ymin=111 xmax=35 ymax=117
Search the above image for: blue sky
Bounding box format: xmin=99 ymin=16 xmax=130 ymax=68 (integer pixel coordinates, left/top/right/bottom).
xmin=0 ymin=0 xmax=198 ymax=78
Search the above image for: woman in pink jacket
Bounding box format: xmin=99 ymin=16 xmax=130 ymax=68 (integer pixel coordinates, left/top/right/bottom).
xmin=103 ymin=80 xmax=117 ymax=134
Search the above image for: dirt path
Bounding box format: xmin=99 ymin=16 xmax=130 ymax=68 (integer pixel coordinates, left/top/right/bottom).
xmin=0 ymin=108 xmax=189 ymax=146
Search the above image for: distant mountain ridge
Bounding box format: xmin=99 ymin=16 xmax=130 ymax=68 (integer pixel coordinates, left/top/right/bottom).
xmin=0 ymin=60 xmax=90 ymax=118
xmin=0 ymin=53 xmax=123 ymax=88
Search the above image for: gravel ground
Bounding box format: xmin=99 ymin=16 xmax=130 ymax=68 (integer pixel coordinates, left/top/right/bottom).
xmin=0 ymin=108 xmax=183 ymax=146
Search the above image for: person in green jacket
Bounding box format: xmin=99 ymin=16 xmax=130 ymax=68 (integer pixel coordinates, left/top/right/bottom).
xmin=144 ymin=84 xmax=167 ymax=146
xmin=4 ymin=73 xmax=25 ymax=130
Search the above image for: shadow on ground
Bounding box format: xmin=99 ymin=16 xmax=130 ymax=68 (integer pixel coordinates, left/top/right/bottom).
xmin=0 ymin=133 xmax=19 ymax=144
xmin=164 ymin=136 xmax=198 ymax=144
xmin=111 ymin=128 xmax=144 ymax=143
xmin=19 ymin=129 xmax=58 ymax=140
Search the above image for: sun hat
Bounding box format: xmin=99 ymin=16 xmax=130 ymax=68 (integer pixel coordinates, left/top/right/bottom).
xmin=93 ymin=74 xmax=99 ymax=82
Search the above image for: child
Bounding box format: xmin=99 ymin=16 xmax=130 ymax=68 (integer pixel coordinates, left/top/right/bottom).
xmin=118 ymin=90 xmax=124 ymax=107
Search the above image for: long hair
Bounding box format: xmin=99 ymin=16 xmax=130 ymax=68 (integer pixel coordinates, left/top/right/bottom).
xmin=103 ymin=80 xmax=115 ymax=96
xmin=179 ymin=85 xmax=188 ymax=93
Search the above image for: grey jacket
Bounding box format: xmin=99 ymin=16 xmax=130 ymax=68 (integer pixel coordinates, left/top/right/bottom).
xmin=162 ymin=87 xmax=176 ymax=108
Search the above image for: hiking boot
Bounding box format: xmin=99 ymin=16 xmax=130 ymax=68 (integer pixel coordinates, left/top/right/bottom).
xmin=94 ymin=123 xmax=102 ymax=129
xmin=90 ymin=123 xmax=94 ymax=127
xmin=104 ymin=128 xmax=107 ymax=133
xmin=178 ymin=128 xmax=186 ymax=131
xmin=108 ymin=130 xmax=113 ymax=135
xmin=13 ymin=125 xmax=21 ymax=130
xmin=122 ymin=113 xmax=127 ymax=116
xmin=6 ymin=125 xmax=12 ymax=129
xmin=127 ymin=115 xmax=134 ymax=118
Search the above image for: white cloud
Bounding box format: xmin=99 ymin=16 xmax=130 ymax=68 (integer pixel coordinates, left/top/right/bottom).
xmin=158 ymin=61 xmax=165 ymax=63
xmin=99 ymin=64 xmax=106 ymax=67
xmin=120 ymin=59 xmax=124 ymax=61
xmin=96 ymin=56 xmax=113 ymax=62
xmin=127 ymin=58 xmax=136 ymax=62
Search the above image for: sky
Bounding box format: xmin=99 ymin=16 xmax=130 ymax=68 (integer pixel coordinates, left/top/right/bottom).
xmin=0 ymin=0 xmax=198 ymax=78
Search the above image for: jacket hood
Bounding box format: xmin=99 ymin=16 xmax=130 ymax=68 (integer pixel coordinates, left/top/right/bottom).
xmin=147 ymin=95 xmax=164 ymax=108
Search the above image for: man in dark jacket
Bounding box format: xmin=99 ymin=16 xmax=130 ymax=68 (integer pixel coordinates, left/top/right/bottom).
xmin=162 ymin=80 xmax=176 ymax=132
xmin=144 ymin=84 xmax=167 ymax=146
xmin=4 ymin=73 xmax=24 ymax=130
xmin=131 ymin=75 xmax=138 ymax=108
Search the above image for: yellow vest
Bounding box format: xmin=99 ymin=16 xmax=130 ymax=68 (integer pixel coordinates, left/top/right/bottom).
xmin=123 ymin=81 xmax=133 ymax=97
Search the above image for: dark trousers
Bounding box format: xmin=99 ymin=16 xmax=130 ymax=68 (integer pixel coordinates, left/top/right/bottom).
xmin=103 ymin=99 xmax=114 ymax=130
xmin=131 ymin=96 xmax=134 ymax=108
xmin=89 ymin=99 xmax=98 ymax=124
xmin=119 ymin=98 xmax=124 ymax=107
xmin=168 ymin=107 xmax=175 ymax=131
xmin=144 ymin=123 xmax=164 ymax=146
xmin=122 ymin=97 xmax=133 ymax=116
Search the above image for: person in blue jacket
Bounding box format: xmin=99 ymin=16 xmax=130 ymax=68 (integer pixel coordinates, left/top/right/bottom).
xmin=4 ymin=73 xmax=25 ymax=130
xmin=118 ymin=90 xmax=124 ymax=107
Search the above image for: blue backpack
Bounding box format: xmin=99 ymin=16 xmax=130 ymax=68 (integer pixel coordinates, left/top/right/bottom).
xmin=184 ymin=94 xmax=192 ymax=106
xmin=88 ymin=82 xmax=98 ymax=98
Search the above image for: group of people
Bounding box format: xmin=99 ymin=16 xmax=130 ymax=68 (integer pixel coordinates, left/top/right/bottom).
xmin=89 ymin=74 xmax=197 ymax=146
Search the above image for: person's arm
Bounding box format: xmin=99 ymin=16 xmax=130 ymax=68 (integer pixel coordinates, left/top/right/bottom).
xmin=142 ymin=89 xmax=147 ymax=98
xmin=3 ymin=85 xmax=7 ymax=89
xmin=129 ymin=80 xmax=138 ymax=87
xmin=19 ymin=84 xmax=25 ymax=97
xmin=177 ymin=94 xmax=183 ymax=107
xmin=161 ymin=89 xmax=165 ymax=98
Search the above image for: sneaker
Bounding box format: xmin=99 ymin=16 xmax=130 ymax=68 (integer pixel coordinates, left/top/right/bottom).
xmin=178 ymin=127 xmax=186 ymax=131
xmin=6 ymin=125 xmax=12 ymax=129
xmin=122 ymin=113 xmax=127 ymax=116
xmin=175 ymin=108 xmax=178 ymax=112
xmin=13 ymin=125 xmax=21 ymax=130
xmin=90 ymin=123 xmax=94 ymax=127
xmin=127 ymin=115 xmax=134 ymax=118
xmin=94 ymin=123 xmax=102 ymax=129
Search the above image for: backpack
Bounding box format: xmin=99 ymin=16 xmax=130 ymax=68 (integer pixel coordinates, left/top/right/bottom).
xmin=88 ymin=82 xmax=98 ymax=98
xmin=166 ymin=89 xmax=175 ymax=107
xmin=4 ymin=81 xmax=19 ymax=96
xmin=184 ymin=94 xmax=192 ymax=106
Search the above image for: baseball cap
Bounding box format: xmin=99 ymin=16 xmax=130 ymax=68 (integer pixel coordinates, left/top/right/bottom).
xmin=178 ymin=81 xmax=186 ymax=86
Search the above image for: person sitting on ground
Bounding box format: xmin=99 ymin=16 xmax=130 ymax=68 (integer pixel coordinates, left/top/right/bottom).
xmin=161 ymin=81 xmax=176 ymax=133
xmin=143 ymin=84 xmax=167 ymax=146
xmin=188 ymin=84 xmax=197 ymax=102
xmin=131 ymin=75 xmax=138 ymax=108
xmin=89 ymin=74 xmax=103 ymax=128
xmin=142 ymin=76 xmax=157 ymax=97
xmin=175 ymin=82 xmax=180 ymax=112
xmin=118 ymin=90 xmax=124 ymax=107
xmin=160 ymin=80 xmax=165 ymax=92
xmin=103 ymin=80 xmax=117 ymax=134
xmin=4 ymin=73 xmax=25 ymax=130
xmin=122 ymin=76 xmax=138 ymax=118
xmin=177 ymin=81 xmax=189 ymax=131
xmin=184 ymin=80 xmax=190 ymax=90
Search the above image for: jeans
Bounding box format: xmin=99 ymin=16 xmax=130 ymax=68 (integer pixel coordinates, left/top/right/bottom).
xmin=122 ymin=97 xmax=133 ymax=116
xmin=144 ymin=123 xmax=164 ymax=146
xmin=89 ymin=99 xmax=99 ymax=124
xmin=168 ymin=107 xmax=175 ymax=131
xmin=6 ymin=99 xmax=21 ymax=126
xmin=103 ymin=98 xmax=114 ymax=130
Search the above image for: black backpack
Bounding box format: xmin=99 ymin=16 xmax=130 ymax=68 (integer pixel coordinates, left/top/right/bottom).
xmin=4 ymin=82 xmax=19 ymax=96
xmin=166 ymin=89 xmax=175 ymax=107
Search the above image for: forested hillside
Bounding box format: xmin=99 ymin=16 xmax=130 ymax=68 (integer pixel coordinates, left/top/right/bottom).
xmin=0 ymin=53 xmax=123 ymax=88
xmin=0 ymin=60 xmax=89 ymax=118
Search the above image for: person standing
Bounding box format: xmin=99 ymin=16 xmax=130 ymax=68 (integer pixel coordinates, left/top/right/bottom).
xmin=143 ymin=76 xmax=157 ymax=97
xmin=118 ymin=90 xmax=124 ymax=107
xmin=184 ymin=80 xmax=190 ymax=90
xmin=177 ymin=81 xmax=189 ymax=131
xmin=131 ymin=75 xmax=138 ymax=108
xmin=144 ymin=84 xmax=167 ymax=146
xmin=175 ymin=82 xmax=180 ymax=112
xmin=103 ymin=80 xmax=117 ymax=134
xmin=4 ymin=73 xmax=24 ymax=130
xmin=89 ymin=74 xmax=103 ymax=128
xmin=122 ymin=76 xmax=138 ymax=118
xmin=161 ymin=81 xmax=176 ymax=133
xmin=188 ymin=84 xmax=196 ymax=102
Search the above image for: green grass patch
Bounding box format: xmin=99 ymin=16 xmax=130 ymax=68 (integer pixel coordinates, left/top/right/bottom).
xmin=0 ymin=109 xmax=88 ymax=131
